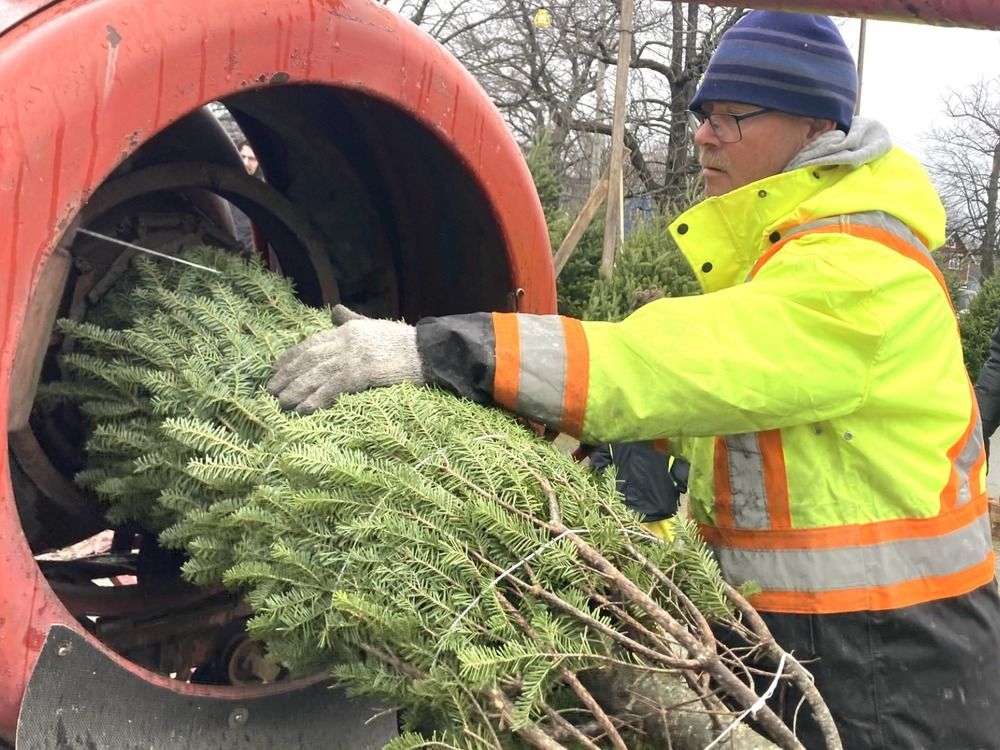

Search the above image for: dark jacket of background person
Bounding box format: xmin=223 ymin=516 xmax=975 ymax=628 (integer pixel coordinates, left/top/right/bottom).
xmin=975 ymin=309 xmax=1000 ymax=442
xmin=587 ymin=441 xmax=686 ymax=522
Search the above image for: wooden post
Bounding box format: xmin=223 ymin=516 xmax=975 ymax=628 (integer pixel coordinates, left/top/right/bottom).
xmin=599 ymin=0 xmax=636 ymax=278
xmin=590 ymin=4 xmax=608 ymax=189
xmin=553 ymin=161 xmax=612 ymax=277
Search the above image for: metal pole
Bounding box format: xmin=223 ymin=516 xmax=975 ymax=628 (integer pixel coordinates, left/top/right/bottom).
xmin=600 ymin=0 xmax=636 ymax=278
xmin=855 ymin=19 xmax=866 ymax=115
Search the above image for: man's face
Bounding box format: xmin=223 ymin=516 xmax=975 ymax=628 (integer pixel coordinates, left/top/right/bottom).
xmin=240 ymin=145 xmax=259 ymax=175
xmin=693 ymin=102 xmax=827 ymax=197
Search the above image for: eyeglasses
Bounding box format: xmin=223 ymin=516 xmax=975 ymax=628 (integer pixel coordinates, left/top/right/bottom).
xmin=686 ymin=108 xmax=771 ymax=143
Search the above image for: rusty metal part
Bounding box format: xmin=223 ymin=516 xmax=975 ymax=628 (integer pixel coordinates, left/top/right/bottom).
xmin=37 ymin=553 xmax=136 ymax=583
xmin=225 ymin=637 xmax=284 ymax=685
xmin=47 ymin=579 xmax=225 ymax=619
xmin=3 ymin=234 xmax=108 ymax=553
xmin=79 ymin=161 xmax=341 ymax=305
xmin=6 ymin=246 xmax=71 ymax=432
xmin=95 ymin=592 xmax=251 ymax=653
xmin=7 ymin=428 xmax=105 ymax=547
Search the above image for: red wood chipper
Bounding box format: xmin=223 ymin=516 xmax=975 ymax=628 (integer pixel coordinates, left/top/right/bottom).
xmin=0 ymin=0 xmax=995 ymax=747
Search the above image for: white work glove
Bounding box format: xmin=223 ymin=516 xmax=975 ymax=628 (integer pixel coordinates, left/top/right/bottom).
xmin=267 ymin=305 xmax=425 ymax=414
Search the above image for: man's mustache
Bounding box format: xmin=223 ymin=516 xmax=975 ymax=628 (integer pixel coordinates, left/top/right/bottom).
xmin=699 ymin=154 xmax=726 ymax=171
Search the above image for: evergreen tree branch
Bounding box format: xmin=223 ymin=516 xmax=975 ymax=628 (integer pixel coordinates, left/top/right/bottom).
xmin=45 ymin=246 xmax=838 ymax=749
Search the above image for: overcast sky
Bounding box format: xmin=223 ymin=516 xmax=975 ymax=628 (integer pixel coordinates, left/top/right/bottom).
xmin=836 ymin=18 xmax=1000 ymax=162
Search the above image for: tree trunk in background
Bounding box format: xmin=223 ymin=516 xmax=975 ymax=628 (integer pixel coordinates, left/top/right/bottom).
xmin=391 ymin=0 xmax=740 ymax=211
xmin=927 ymin=79 xmax=1000 ymax=283
xmin=601 ymin=0 xmax=636 ymax=277
xmin=982 ymin=144 xmax=1000 ymax=278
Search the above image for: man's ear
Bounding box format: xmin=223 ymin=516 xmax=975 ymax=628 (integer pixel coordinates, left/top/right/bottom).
xmin=805 ymin=118 xmax=838 ymax=141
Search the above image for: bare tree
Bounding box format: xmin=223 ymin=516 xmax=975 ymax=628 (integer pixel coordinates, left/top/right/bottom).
xmin=385 ymin=1 xmax=741 ymax=209
xmin=927 ymin=78 xmax=1000 ymax=278
xmin=586 ymin=2 xmax=740 ymax=204
xmin=385 ymin=0 xmax=609 ymax=158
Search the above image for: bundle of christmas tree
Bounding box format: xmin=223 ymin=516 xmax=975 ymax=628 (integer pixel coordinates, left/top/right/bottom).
xmin=46 ymin=248 xmax=838 ymax=750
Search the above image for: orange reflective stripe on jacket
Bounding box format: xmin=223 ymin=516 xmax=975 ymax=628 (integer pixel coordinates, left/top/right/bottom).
xmin=492 ymin=312 xmax=590 ymax=436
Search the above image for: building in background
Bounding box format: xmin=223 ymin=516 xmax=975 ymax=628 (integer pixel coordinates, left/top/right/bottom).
xmin=937 ymin=233 xmax=981 ymax=311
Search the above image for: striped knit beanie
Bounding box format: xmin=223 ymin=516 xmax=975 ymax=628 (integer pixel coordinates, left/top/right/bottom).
xmin=689 ymin=11 xmax=858 ymax=132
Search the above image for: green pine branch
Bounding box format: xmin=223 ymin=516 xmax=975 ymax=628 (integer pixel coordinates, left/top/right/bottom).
xmin=43 ymin=247 xmax=837 ymax=750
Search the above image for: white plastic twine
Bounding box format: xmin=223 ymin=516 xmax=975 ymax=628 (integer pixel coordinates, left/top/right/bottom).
xmin=441 ymin=521 xmax=792 ymax=749
xmin=446 ymin=527 xmax=659 ymax=637
xmin=446 ymin=529 xmax=589 ymax=633
xmin=703 ymin=651 xmax=788 ymax=750
xmin=76 ymin=229 xmax=222 ymax=274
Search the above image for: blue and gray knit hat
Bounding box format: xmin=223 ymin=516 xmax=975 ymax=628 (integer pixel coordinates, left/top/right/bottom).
xmin=689 ymin=11 xmax=858 ymax=132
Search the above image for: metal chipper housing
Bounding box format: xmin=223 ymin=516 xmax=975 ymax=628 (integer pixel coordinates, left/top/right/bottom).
xmin=0 ymin=1 xmax=553 ymax=747
xmin=3 ymin=0 xmax=998 ymax=747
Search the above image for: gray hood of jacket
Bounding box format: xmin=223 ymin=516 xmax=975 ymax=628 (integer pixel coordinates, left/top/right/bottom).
xmin=784 ymin=117 xmax=893 ymax=172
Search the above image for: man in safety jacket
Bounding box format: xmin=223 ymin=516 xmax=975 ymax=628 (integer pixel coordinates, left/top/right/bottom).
xmin=269 ymin=11 xmax=1000 ymax=748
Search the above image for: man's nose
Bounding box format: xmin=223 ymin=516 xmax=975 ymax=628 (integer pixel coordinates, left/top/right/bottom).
xmin=692 ymin=119 xmax=718 ymax=147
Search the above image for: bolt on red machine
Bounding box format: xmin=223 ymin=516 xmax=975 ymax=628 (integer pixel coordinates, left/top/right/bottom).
xmin=0 ymin=0 xmax=995 ymax=747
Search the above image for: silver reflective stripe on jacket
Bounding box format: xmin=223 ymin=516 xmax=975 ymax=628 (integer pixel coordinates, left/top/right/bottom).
xmin=954 ymin=419 xmax=985 ymax=508
xmin=722 ymin=432 xmax=772 ymax=529
xmin=715 ymin=513 xmax=994 ymax=593
xmin=514 ymin=315 xmax=569 ymax=425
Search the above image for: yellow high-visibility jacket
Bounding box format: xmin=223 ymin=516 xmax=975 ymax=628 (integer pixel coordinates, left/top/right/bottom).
xmin=416 ymin=146 xmax=994 ymax=615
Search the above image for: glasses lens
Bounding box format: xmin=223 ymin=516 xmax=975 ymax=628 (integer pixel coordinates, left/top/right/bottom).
xmin=712 ymin=113 xmax=741 ymax=143
xmin=686 ymin=111 xmax=743 ymax=143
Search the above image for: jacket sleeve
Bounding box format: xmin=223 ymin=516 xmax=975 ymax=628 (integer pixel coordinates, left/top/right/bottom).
xmin=577 ymin=264 xmax=883 ymax=442
xmin=974 ymin=309 xmax=1000 ymax=439
xmin=416 ymin=311 xmax=592 ymax=436
xmin=415 ymin=313 xmax=497 ymax=404
xmin=415 ymin=236 xmax=904 ymax=445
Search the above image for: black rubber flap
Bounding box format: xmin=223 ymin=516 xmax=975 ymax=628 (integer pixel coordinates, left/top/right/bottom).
xmin=16 ymin=625 xmax=399 ymax=749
